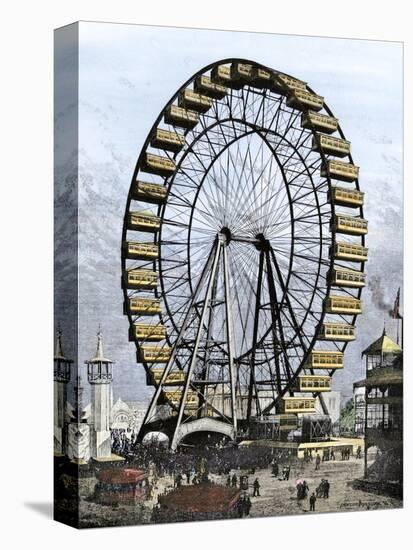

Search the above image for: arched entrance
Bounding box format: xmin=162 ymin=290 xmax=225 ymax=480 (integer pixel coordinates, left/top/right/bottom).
xmin=171 ymin=418 xmax=235 ymax=450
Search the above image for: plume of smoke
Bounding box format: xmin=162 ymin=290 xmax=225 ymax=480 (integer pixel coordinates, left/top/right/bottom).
xmin=368 ymin=274 xmax=392 ymax=314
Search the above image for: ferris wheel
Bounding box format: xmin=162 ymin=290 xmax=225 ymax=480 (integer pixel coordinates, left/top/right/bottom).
xmin=121 ymin=59 xmax=367 ymax=449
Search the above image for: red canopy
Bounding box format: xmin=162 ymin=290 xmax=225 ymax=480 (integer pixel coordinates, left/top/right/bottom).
xmin=97 ymin=468 xmax=147 ymax=484
xmin=159 ymin=483 xmax=241 ymax=513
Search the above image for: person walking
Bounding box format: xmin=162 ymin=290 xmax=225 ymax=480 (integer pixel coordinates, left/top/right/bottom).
xmin=315 ymin=453 xmax=321 ymax=471
xmin=244 ymin=495 xmax=252 ymax=516
xmin=302 ymin=480 xmax=309 ymax=499
xmin=253 ymin=478 xmax=261 ymax=497
xmin=175 ymin=473 xmax=183 ymax=488
xmin=309 ymin=492 xmax=316 ymax=512
xmin=236 ymin=497 xmax=244 ymax=518
xmin=324 ymin=479 xmax=330 ymax=498
xmin=226 ymin=474 xmax=231 ymax=487
xmin=231 ymin=473 xmax=238 ymax=487
xmin=282 ymin=465 xmax=291 ymax=480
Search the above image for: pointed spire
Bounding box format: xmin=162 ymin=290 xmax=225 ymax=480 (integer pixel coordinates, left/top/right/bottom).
xmin=85 ymin=326 xmax=114 ymax=364
xmin=96 ymin=327 xmax=104 ymax=360
xmin=55 ymin=329 xmax=64 ymax=359
xmin=54 ymin=327 xmax=73 ymax=363
xmin=382 ymin=321 xmax=386 ymax=336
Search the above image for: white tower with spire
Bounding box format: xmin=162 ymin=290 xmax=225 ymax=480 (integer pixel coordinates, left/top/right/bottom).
xmin=54 ymin=329 xmax=72 ymax=455
xmin=85 ymin=329 xmax=114 ymax=460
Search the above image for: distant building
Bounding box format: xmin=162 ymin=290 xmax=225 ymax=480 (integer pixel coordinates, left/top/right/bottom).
xmin=111 ymin=398 xmax=148 ymax=431
xmin=353 ymin=386 xmax=365 ymax=436
xmin=315 ymin=391 xmax=341 ymax=424
xmin=353 ymin=328 xmax=403 ymax=496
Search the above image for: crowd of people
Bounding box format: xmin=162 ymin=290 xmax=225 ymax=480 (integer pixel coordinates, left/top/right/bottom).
xmin=111 ymin=429 xmax=365 ymax=518
xmin=302 ymin=446 xmax=358 ymax=463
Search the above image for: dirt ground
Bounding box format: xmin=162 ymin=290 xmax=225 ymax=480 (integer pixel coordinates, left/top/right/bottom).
xmin=71 ymin=454 xmax=401 ymax=527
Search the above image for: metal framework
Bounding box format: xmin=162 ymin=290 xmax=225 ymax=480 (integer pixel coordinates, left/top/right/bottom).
xmin=121 ymin=59 xmax=366 ymax=449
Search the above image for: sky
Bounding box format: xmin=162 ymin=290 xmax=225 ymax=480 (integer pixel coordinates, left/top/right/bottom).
xmin=55 ymin=21 xmax=403 ymax=407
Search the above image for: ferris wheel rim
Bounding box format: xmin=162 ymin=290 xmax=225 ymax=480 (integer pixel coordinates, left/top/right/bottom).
xmin=121 ymin=57 xmax=367 ymax=420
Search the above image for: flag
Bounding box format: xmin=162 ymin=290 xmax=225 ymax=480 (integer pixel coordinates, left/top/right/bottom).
xmin=389 ymin=288 xmax=401 ymax=319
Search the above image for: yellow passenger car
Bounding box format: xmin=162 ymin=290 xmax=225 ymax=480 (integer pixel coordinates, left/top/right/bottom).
xmin=305 ymin=350 xmax=344 ymax=369
xmin=164 ymin=104 xmax=199 ymax=129
xmin=123 ymin=241 xmax=159 ymax=260
xmin=139 ymin=345 xmax=172 ymax=363
xmin=130 ymin=323 xmax=167 ymax=341
xmin=331 ymin=242 xmax=368 ymax=262
xmin=128 ymin=296 xmax=161 ymax=316
xmin=321 ymin=159 xmax=359 ymax=182
xmin=127 ymin=211 xmax=161 ymax=232
xmin=297 ymin=375 xmax=331 ymax=392
xmin=141 ymin=153 xmax=176 ymax=177
xmin=194 ymin=75 xmax=227 ymax=99
xmin=178 ymin=89 xmax=213 ymax=113
xmin=149 ymin=368 xmax=186 ymax=386
xmin=331 ymin=214 xmax=368 ymax=236
xmin=324 ymin=295 xmax=362 ymax=315
xmin=286 ymin=89 xmax=323 ymax=111
xmin=124 ymin=270 xmax=158 ymax=290
xmin=301 ymin=111 xmax=338 ymax=134
xmin=312 ymin=134 xmax=351 ymax=157
xmin=318 ymin=322 xmax=356 ymax=341
xmin=329 ymin=267 xmax=366 ymax=288
xmin=279 ymin=397 xmax=316 ymax=414
xmin=329 ymin=186 xmax=364 ymax=208
xmin=150 ymin=129 xmax=185 ymax=153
